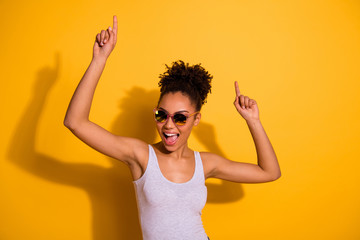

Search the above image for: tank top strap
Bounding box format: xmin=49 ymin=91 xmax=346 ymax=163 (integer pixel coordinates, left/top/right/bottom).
xmin=133 ymin=145 xmax=156 ymax=184
xmin=148 ymin=144 xmax=156 ymax=164
xmin=146 ymin=145 xmax=159 ymax=173
xmin=193 ymin=151 xmax=205 ymax=183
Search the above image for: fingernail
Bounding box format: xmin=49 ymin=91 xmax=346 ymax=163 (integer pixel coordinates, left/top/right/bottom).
xmin=109 ymin=26 xmax=112 ymax=30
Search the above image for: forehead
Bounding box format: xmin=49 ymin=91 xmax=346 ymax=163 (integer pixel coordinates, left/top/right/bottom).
xmin=158 ymin=92 xmax=196 ymax=112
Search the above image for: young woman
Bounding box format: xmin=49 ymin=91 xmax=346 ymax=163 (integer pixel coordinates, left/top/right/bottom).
xmin=64 ymin=16 xmax=281 ymax=240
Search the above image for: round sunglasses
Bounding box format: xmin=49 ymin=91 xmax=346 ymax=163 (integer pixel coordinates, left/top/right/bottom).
xmin=153 ymin=108 xmax=199 ymax=126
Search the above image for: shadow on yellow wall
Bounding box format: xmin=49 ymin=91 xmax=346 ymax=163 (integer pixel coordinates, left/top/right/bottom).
xmin=194 ymin=123 xmax=244 ymax=203
xmin=7 ymin=54 xmax=243 ymax=239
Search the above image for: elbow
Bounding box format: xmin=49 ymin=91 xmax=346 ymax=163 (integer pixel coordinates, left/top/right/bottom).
xmin=63 ymin=119 xmax=73 ymax=131
xmin=64 ymin=116 xmax=88 ymax=132
xmin=269 ymin=171 xmax=281 ymax=182
xmin=63 ymin=117 xmax=77 ymax=131
xmin=262 ymin=168 xmax=281 ymax=182
xmin=273 ymin=172 xmax=281 ymax=181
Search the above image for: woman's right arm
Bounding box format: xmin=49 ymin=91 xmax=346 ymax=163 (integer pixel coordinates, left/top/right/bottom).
xmin=64 ymin=16 xmax=147 ymax=168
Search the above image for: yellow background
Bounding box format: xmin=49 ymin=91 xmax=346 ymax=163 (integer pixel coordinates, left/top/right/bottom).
xmin=1 ymin=0 xmax=360 ymax=239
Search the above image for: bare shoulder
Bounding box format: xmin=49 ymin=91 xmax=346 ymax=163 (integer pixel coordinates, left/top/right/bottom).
xmin=199 ymin=151 xmax=222 ymax=161
xmin=121 ymin=137 xmax=149 ymax=164
xmin=121 ymin=137 xmax=149 ymax=180
xmin=199 ymin=151 xmax=226 ymax=179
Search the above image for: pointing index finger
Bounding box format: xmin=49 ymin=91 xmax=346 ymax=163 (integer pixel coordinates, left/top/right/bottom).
xmin=113 ymin=15 xmax=118 ymax=35
xmin=234 ymin=81 xmax=241 ymax=96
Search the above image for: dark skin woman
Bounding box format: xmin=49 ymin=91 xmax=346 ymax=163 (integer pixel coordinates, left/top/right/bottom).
xmin=64 ymin=16 xmax=281 ymax=240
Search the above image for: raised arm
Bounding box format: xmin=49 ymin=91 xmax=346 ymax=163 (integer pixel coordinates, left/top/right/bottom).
xmin=64 ymin=16 xmax=147 ymax=171
xmin=203 ymin=81 xmax=281 ymax=183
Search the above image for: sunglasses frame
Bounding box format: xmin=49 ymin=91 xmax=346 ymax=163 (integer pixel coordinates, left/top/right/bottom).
xmin=153 ymin=108 xmax=200 ymax=126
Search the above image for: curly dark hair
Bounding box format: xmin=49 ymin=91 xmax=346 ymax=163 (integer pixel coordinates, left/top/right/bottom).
xmin=158 ymin=60 xmax=212 ymax=111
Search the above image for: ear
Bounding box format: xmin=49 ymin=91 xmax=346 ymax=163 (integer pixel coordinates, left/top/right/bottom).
xmin=193 ymin=113 xmax=201 ymax=126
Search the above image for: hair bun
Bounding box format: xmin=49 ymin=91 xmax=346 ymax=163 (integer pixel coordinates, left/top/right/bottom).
xmin=158 ymin=60 xmax=212 ymax=110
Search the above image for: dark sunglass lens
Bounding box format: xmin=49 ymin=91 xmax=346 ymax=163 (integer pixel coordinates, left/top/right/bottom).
xmin=174 ymin=114 xmax=187 ymax=125
xmin=155 ymin=110 xmax=167 ymax=122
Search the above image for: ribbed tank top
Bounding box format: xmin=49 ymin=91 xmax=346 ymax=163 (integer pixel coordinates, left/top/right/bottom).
xmin=133 ymin=145 xmax=208 ymax=240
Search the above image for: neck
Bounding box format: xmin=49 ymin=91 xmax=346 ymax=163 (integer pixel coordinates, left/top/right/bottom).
xmin=154 ymin=141 xmax=191 ymax=160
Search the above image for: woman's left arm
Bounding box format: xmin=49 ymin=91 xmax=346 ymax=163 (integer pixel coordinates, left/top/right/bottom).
xmin=206 ymin=81 xmax=281 ymax=183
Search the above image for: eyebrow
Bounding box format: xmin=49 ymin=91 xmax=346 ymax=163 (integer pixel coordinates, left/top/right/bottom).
xmin=158 ymin=107 xmax=190 ymax=114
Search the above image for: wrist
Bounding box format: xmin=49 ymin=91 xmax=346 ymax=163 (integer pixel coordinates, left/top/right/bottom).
xmin=92 ymin=55 xmax=108 ymax=65
xmin=246 ymin=118 xmax=261 ymax=128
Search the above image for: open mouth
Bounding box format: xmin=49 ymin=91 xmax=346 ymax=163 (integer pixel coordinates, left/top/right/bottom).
xmin=163 ymin=132 xmax=180 ymax=145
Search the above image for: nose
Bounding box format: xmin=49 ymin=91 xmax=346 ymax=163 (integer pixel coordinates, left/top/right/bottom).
xmin=164 ymin=116 xmax=176 ymax=129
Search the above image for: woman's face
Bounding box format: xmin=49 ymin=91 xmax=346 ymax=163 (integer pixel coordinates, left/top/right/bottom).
xmin=156 ymin=91 xmax=201 ymax=152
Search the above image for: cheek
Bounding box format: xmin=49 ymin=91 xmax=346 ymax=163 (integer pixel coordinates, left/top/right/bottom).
xmin=179 ymin=125 xmax=194 ymax=137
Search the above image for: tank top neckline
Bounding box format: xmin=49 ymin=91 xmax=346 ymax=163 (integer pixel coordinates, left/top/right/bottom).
xmin=150 ymin=145 xmax=197 ymax=185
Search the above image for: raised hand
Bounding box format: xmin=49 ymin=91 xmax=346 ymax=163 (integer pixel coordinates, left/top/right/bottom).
xmin=93 ymin=15 xmax=118 ymax=60
xmin=233 ymin=81 xmax=259 ymax=122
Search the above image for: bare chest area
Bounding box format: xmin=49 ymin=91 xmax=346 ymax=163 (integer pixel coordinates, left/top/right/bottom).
xmin=156 ymin=155 xmax=196 ymax=184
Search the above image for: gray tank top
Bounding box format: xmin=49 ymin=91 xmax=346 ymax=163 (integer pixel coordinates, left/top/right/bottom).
xmin=133 ymin=145 xmax=208 ymax=240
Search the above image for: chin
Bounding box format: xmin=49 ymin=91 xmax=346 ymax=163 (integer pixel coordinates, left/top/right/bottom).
xmin=160 ymin=137 xmax=185 ymax=153
xmin=160 ymin=140 xmax=177 ymax=152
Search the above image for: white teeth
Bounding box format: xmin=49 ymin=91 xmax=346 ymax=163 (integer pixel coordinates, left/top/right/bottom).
xmin=164 ymin=133 xmax=177 ymax=137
